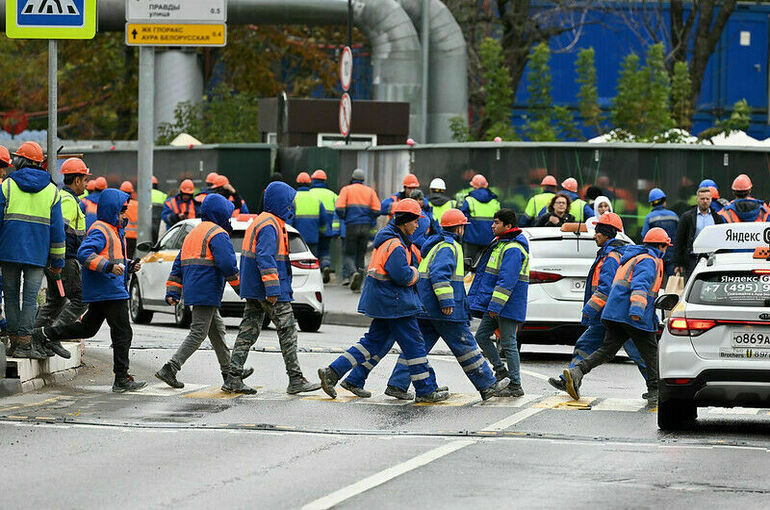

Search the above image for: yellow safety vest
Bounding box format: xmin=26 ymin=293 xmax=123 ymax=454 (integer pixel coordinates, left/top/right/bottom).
xmin=61 ymin=191 xmax=86 ymax=238
xmin=151 ymin=188 xmax=168 ymax=205
xmin=431 ymin=200 xmax=457 ymax=223
xmin=465 ymin=196 xmax=501 ymax=222
xmin=2 ymin=178 xmax=65 ymax=261
xmin=570 ymin=198 xmax=589 ymax=222
xmin=308 ymin=186 xmax=339 ymax=233
xmin=525 ymin=192 xmax=555 ymax=219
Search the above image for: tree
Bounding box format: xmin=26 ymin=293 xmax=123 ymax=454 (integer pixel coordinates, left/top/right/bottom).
xmin=524 ymin=42 xmax=555 ymax=141
xmin=697 ymin=99 xmax=751 ymax=142
xmin=670 ymin=61 xmax=693 ymax=130
xmin=575 ymin=47 xmax=601 ymax=136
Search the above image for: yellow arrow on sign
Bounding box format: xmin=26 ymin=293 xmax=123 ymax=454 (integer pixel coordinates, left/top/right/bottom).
xmin=125 ymin=23 xmax=227 ymax=47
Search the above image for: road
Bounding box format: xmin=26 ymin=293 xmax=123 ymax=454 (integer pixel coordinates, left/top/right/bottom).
xmin=2 ymin=317 xmax=770 ymax=508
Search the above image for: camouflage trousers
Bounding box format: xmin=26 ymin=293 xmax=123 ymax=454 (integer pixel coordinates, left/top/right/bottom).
xmin=228 ymin=300 xmax=302 ymax=379
xmin=34 ymin=259 xmax=89 ymax=329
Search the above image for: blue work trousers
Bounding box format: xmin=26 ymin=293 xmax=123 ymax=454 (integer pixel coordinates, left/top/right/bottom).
xmin=330 ymin=317 xmax=438 ymax=397
xmin=317 ymin=236 xmax=332 ymax=270
xmin=475 ymin=314 xmax=521 ymax=385
xmin=565 ymin=324 xmax=647 ymax=380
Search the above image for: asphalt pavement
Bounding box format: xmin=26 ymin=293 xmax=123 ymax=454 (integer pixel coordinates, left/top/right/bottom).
xmin=3 ymin=313 xmax=770 ymax=508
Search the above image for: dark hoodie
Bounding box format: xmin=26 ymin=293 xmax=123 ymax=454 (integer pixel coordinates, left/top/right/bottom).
xmin=0 ymin=167 xmax=65 ymax=268
xmin=78 ymin=189 xmax=130 ymax=302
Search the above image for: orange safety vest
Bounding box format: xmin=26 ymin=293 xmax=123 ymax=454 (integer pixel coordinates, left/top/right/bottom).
xmin=366 ymin=237 xmax=419 ymax=285
xmin=613 ymin=253 xmax=663 ymax=310
xmin=167 ymin=196 xmax=196 ymax=219
xmin=83 ymin=220 xmax=125 ymax=272
xmin=585 ymin=250 xmax=621 ymax=312
xmin=242 ymin=212 xmax=289 ymax=288
xmin=718 ymin=205 xmax=770 ymax=223
xmin=125 ymin=199 xmax=138 ymax=239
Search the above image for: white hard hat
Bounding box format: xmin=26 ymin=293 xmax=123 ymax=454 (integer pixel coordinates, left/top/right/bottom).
xmin=429 ymin=178 xmax=446 ymax=191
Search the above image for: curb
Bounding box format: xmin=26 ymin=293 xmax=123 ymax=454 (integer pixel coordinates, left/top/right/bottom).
xmin=324 ymin=312 xmax=371 ymax=328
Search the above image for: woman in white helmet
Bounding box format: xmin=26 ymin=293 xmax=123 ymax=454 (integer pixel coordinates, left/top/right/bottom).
xmin=428 ymin=178 xmax=456 ymax=222
xmin=585 ymin=196 xmax=622 ymax=231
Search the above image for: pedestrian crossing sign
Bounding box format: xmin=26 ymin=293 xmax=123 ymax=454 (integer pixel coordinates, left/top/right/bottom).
xmin=6 ymin=0 xmax=96 ymax=39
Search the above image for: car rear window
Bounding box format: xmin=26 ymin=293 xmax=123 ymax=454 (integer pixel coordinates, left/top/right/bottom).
xmin=688 ymin=271 xmax=770 ymax=307
xmin=229 ymin=231 xmax=308 ymax=254
xmin=528 ymin=238 xmax=598 ymax=259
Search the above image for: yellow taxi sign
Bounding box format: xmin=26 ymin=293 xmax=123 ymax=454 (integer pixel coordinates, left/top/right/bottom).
xmin=6 ymin=0 xmax=96 ymax=39
xmin=125 ymin=23 xmax=227 ymax=47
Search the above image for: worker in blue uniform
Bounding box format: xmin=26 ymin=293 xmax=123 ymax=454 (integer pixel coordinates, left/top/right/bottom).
xmin=641 ymin=188 xmax=678 ymax=277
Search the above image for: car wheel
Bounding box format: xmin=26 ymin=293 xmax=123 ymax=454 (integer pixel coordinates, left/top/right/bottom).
xmin=129 ymin=279 xmax=153 ymax=324
xmin=174 ymin=299 xmax=192 ymax=328
xmin=297 ymin=312 xmax=323 ymax=333
xmin=657 ymin=398 xmax=697 ymax=430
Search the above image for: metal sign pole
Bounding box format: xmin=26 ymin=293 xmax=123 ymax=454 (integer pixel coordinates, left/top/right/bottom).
xmin=346 ymin=0 xmax=352 ymax=146
xmin=47 ymin=40 xmax=57 ymax=177
xmin=137 ymin=46 xmax=155 ymax=245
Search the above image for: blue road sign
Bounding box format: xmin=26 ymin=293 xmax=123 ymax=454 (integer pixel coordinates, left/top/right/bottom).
xmin=6 ymin=0 xmax=96 ymax=38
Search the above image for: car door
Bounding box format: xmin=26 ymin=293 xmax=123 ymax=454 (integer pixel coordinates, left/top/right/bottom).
xmin=139 ymin=224 xmax=188 ymax=309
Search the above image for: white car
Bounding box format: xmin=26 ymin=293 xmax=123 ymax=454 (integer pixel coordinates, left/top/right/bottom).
xmin=519 ymin=226 xmax=633 ymax=345
xmin=129 ymin=215 xmax=325 ymax=332
xmin=657 ymin=223 xmax=770 ymax=430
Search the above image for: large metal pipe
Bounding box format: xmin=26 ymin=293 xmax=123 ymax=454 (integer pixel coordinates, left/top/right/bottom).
xmin=153 ymin=50 xmax=204 ymax=138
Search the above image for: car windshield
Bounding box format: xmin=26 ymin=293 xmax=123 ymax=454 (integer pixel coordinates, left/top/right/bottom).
xmin=527 ymin=238 xmax=598 ymax=259
xmin=229 ymin=231 xmax=309 ymax=254
xmin=688 ymin=271 xmax=770 ymax=307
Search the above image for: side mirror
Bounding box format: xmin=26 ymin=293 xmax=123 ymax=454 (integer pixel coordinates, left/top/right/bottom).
xmin=654 ymin=293 xmax=679 ymax=311
xmin=135 ymin=241 xmax=154 ymax=253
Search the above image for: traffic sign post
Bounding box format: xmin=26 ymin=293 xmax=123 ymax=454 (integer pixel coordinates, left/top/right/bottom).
xmin=339 ymin=93 xmax=352 ymax=138
xmin=340 ymin=46 xmax=353 ymax=92
xmin=126 ymin=23 xmax=226 ymax=47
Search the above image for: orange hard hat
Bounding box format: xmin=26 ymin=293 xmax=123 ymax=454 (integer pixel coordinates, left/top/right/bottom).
xmin=94 ymin=177 xmax=108 ymax=191
xmin=179 ymin=179 xmax=195 ymax=194
xmin=296 ymin=172 xmax=311 ymax=185
xmin=596 ymin=212 xmax=623 ymax=231
xmin=392 ymin=198 xmax=422 ymax=216
xmin=213 ymin=175 xmax=230 ymax=188
xmin=561 ymin=177 xmax=578 ymax=193
xmin=708 ymin=186 xmax=720 ymax=200
xmin=86 ymin=180 xmax=96 ymax=192
xmin=120 ymin=181 xmax=134 ymax=194
xmin=205 ymin=172 xmax=219 ymax=185
xmin=470 ymin=174 xmax=488 ymax=189
xmin=440 ymin=208 xmax=470 ymax=228
xmin=311 ymin=169 xmax=327 ymax=181
xmin=732 ymin=173 xmax=752 ymax=191
xmin=642 ymin=227 xmax=673 ymax=246
xmin=0 ymin=145 xmax=10 ymax=167
xmin=152 ymin=175 xmax=158 ymax=185
xmin=403 ymin=174 xmax=420 ymax=188
xmin=13 ymin=141 xmax=44 ymax=164
xmin=60 ymin=157 xmax=90 ymax=175
xmin=541 ymin=175 xmax=557 ymax=187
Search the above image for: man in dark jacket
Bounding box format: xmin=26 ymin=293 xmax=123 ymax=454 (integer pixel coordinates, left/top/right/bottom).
xmin=674 ymin=187 xmax=724 ymax=279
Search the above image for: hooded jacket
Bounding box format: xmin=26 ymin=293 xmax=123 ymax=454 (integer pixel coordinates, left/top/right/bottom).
xmin=380 ymin=191 xmax=430 ymax=217
xmin=410 ymin=201 xmax=438 ymax=249
xmin=460 ymin=188 xmax=501 ymax=245
xmin=581 ymin=238 xmax=629 ymax=326
xmin=428 ymin=192 xmax=456 ymax=222
xmin=161 ymin=193 xmax=197 ymax=227
xmin=0 ymin=167 xmax=65 ymax=268
xmin=357 ymin=223 xmax=423 ymax=319
xmin=309 ymin=179 xmax=340 ymax=237
xmin=291 ymin=185 xmax=326 ymax=245
xmin=80 ymin=189 xmax=101 ymax=230
xmin=335 ymin=180 xmax=380 ymax=226
xmin=61 ymin=186 xmax=86 ymax=258
xmin=601 ymin=244 xmax=664 ymax=332
xmin=165 ymin=194 xmax=240 ymax=307
xmin=240 ymin=181 xmax=296 ymax=302
xmin=585 ymin=196 xmax=619 ymax=231
xmin=78 ymin=189 xmax=130 ymax=302
xmin=417 ymin=231 xmax=470 ymax=322
xmin=468 ymin=228 xmax=529 ymax=321
xmin=718 ymin=198 xmax=770 ymax=223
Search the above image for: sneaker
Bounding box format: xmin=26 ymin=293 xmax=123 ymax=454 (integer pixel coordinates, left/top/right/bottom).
xmin=415 ymin=389 xmax=450 ymax=403
xmin=480 ymin=377 xmax=510 ymax=400
xmin=437 ymin=386 xmax=449 ymax=393
xmin=350 ymin=272 xmax=363 ymax=292
xmin=340 ymin=380 xmax=372 ymax=398
xmin=496 ymin=383 xmax=524 ymax=398
xmin=155 ymin=363 xmax=184 ymax=389
xmin=112 ymin=375 xmax=147 ymax=393
xmin=322 ymin=267 xmax=331 ymax=284
xmin=548 ymin=376 xmax=567 ymax=393
xmin=341 ymin=277 xmax=351 ymax=286
xmin=318 ymin=367 xmax=339 ymax=399
xmin=287 ymin=376 xmax=322 ymax=394
xmin=384 ymin=385 xmax=414 ymax=400
xmin=221 ymin=374 xmax=257 ymax=395
xmin=563 ymin=367 xmax=583 ymax=401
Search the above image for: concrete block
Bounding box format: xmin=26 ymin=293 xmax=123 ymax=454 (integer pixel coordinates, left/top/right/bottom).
xmin=0 ymin=378 xmax=21 ymax=396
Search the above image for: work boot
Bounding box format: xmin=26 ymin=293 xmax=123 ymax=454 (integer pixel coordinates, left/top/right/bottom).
xmin=322 ymin=267 xmax=331 ymax=284
xmin=112 ymin=375 xmax=147 ymax=393
xmin=496 ymin=383 xmax=524 ymax=398
xmin=287 ymin=376 xmax=322 ymax=394
xmin=317 ymin=367 xmax=339 ymax=399
xmin=437 ymin=386 xmax=449 ymax=393
xmin=384 ymin=385 xmax=414 ymax=401
xmin=415 ymin=389 xmax=450 ymax=403
xmin=13 ymin=336 xmax=46 ymax=360
xmin=220 ymin=367 xmax=255 ymax=383
xmin=350 ymin=272 xmax=363 ymax=292
xmin=548 ymin=376 xmax=567 ymax=393
xmin=34 ymin=328 xmax=70 ymax=359
xmin=341 ymin=277 xmax=351 ymax=286
xmin=494 ymin=368 xmax=508 ymax=382
xmin=340 ymin=380 xmax=371 ymax=398
xmin=155 ymin=363 xmax=184 ymax=389
xmin=645 ymin=389 xmax=658 ymax=406
xmin=7 ymin=335 xmax=18 ymax=357
xmin=480 ymin=377 xmax=510 ymax=401
xmin=563 ymin=367 xmax=583 ymax=401
xmin=221 ymin=374 xmax=257 ymax=395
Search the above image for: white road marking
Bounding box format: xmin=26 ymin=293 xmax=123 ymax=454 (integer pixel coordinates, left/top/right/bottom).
xmin=480 ymin=407 xmax=545 ymax=432
xmin=520 ymin=368 xmax=550 ymax=381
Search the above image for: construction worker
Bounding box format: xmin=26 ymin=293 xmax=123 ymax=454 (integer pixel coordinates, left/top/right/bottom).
xmin=81 ymin=176 xmax=107 ymax=229
xmin=548 ymin=213 xmax=646 ymax=393
xmin=339 ymin=209 xmax=510 ymax=401
xmin=308 ymin=169 xmax=339 ymax=283
xmin=119 ymin=181 xmax=138 ymax=258
xmin=291 ymin=172 xmax=326 ymax=256
xmin=222 ymin=181 xmax=321 ymax=395
xmin=408 ymin=189 xmax=438 ymax=249
xmin=32 ymin=189 xmax=146 ymax=392
xmin=0 ymin=142 xmax=65 ymax=359
xmin=156 ymin=194 xmax=250 ymax=388
xmin=560 ymin=227 xmax=670 ymax=405
xmin=33 ymin=157 xmax=90 ymax=358
xmin=697 ymin=179 xmax=728 ymax=213
xmin=428 ymin=178 xmax=456 ymax=222
xmin=519 ymin=175 xmax=557 ymax=227
xmin=162 ymin=179 xmax=197 ymax=228
xmin=150 ymin=176 xmax=167 ymax=243
xmin=469 ymin=209 xmax=528 ymax=397
xmin=454 ymin=169 xmax=476 ymax=204
xmin=642 ymin=188 xmax=679 ymax=276
xmin=381 ymin=173 xmax=423 ymax=216
xmin=79 ymin=179 xmax=93 ymax=200
xmin=151 ymin=175 xmax=167 ymax=204
xmin=194 ymin=171 xmax=219 ymax=204
xmin=560 ymin=178 xmax=594 ymax=222
xmin=718 ymin=174 xmax=770 ymax=223
xmin=317 ymin=199 xmax=449 ymax=403
xmin=460 ymin=173 xmax=501 ymax=264
xmin=212 ymin=175 xmax=249 ymax=215
xmin=335 ymin=169 xmax=380 ymax=290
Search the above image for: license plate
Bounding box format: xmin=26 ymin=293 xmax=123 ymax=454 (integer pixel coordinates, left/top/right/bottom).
xmin=570 ymin=280 xmax=585 ymax=292
xmin=731 ymin=331 xmax=770 ymax=349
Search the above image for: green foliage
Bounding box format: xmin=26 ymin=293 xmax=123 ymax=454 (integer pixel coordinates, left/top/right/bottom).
xmin=575 ymin=47 xmax=601 ymax=137
xmin=449 ymin=116 xmax=471 ymax=142
xmin=479 ymin=37 xmax=515 ymax=135
xmin=697 ymin=99 xmax=751 ymax=141
xmin=524 ymin=43 xmax=556 ymax=141
xmin=484 ymin=122 xmax=518 ymax=141
xmin=553 ymin=106 xmax=581 ymax=140
xmin=671 ymin=61 xmax=693 ymax=130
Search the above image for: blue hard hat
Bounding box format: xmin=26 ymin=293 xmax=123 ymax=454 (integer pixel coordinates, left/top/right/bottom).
xmin=648 ymin=188 xmax=666 ymax=203
xmin=699 ymin=179 xmax=717 ymax=189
